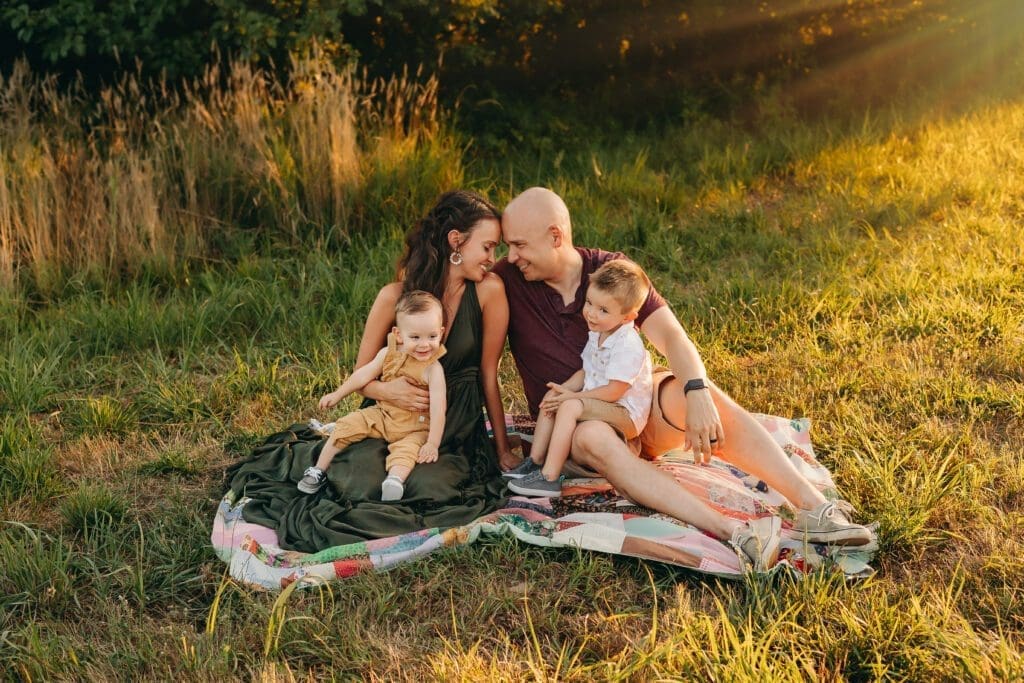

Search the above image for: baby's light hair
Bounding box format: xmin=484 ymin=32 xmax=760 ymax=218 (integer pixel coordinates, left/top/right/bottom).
xmin=396 ymin=290 xmax=444 ymax=324
xmin=588 ymin=260 xmax=651 ymax=314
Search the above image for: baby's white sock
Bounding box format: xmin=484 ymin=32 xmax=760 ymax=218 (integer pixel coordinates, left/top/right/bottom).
xmin=380 ymin=475 xmax=405 ymax=502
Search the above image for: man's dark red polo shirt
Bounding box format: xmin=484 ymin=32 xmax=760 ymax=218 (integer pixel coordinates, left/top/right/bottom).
xmin=493 ymin=247 xmax=665 ymax=417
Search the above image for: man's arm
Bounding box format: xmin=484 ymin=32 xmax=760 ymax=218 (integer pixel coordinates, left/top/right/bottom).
xmin=639 ymin=307 xmax=707 ymax=381
xmin=640 ymin=306 xmax=724 ymax=458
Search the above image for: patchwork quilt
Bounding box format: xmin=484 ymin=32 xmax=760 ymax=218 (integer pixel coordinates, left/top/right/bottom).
xmin=211 ymin=414 xmax=876 ymax=590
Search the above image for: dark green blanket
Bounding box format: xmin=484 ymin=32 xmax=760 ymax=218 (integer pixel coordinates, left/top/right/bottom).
xmin=224 ymin=282 xmax=507 ymax=552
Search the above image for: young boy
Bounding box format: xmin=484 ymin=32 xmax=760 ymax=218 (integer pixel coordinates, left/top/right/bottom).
xmin=298 ymin=290 xmax=447 ymax=501
xmin=506 ymin=259 xmax=653 ymax=498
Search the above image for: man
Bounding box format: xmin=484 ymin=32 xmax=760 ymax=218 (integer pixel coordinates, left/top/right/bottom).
xmin=493 ymin=187 xmax=871 ymax=552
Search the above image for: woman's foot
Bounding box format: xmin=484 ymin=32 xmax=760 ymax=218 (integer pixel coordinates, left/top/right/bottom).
xmin=381 ymin=475 xmax=405 ymax=501
xmin=297 ymin=466 xmax=326 ymax=494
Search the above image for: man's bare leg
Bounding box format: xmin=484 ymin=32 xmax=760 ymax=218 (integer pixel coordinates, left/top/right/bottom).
xmin=657 ymin=379 xmax=873 ymax=545
xmin=570 ymin=421 xmax=743 ymax=539
xmin=570 ymin=421 xmax=785 ymax=567
xmin=658 ymin=378 xmax=828 ymax=511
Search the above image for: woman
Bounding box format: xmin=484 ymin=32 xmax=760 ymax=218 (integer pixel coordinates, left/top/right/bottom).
xmin=225 ymin=190 xmax=515 ymax=553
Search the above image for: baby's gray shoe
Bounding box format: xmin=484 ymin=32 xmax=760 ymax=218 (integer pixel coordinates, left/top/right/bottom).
xmin=297 ymin=466 xmax=326 ymax=494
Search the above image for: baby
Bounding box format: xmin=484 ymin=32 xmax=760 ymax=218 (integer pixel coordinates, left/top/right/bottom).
xmin=506 ymin=259 xmax=653 ymax=497
xmin=298 ymin=290 xmax=447 ymax=501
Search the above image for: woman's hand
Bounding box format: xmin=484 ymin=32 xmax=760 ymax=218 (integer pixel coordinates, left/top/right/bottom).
xmin=683 ymin=389 xmax=725 ymax=465
xmin=368 ymin=377 xmax=430 ymax=412
xmin=497 ymin=447 xmax=521 ymax=472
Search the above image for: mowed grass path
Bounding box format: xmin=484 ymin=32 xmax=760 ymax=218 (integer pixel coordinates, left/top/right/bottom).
xmin=2 ymin=96 xmax=1023 ymax=679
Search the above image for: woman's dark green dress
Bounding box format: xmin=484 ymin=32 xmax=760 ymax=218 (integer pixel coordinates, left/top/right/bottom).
xmin=225 ymin=282 xmax=506 ymax=553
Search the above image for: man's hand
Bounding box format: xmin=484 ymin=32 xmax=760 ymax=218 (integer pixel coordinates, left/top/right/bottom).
xmin=418 ymin=442 xmax=439 ymax=463
xmin=318 ymin=390 xmax=343 ymax=410
xmin=540 ymin=382 xmax=576 ymax=415
xmin=373 ymin=377 xmax=430 ymax=412
xmin=683 ymin=389 xmax=725 ymax=465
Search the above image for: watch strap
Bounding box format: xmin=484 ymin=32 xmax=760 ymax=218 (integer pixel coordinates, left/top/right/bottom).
xmin=683 ymin=378 xmax=707 ymax=395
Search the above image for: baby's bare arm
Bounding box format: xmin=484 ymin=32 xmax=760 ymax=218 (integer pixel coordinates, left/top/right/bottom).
xmin=319 ymin=347 xmax=386 ymax=410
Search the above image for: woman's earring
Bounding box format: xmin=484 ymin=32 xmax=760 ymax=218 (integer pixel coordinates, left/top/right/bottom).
xmin=449 ymin=250 xmax=463 ymax=266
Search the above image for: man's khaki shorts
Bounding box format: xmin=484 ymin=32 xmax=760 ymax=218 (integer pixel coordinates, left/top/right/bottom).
xmin=638 ymin=368 xmax=687 ymax=459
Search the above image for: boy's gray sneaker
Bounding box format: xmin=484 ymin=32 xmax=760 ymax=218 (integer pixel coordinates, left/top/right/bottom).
xmin=788 ymin=500 xmax=873 ymax=546
xmin=730 ymin=516 xmax=782 ymax=572
xmin=507 ymin=470 xmax=563 ymax=498
xmin=502 ymin=458 xmax=542 ymax=480
xmin=297 ymin=466 xmax=326 ymax=494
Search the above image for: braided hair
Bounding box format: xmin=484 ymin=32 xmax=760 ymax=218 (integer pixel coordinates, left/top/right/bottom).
xmin=396 ymin=190 xmax=501 ymax=302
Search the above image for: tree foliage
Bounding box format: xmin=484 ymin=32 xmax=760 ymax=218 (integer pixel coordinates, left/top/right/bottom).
xmin=1 ymin=0 xmax=1019 ymax=114
xmin=0 ymin=0 xmax=366 ymax=79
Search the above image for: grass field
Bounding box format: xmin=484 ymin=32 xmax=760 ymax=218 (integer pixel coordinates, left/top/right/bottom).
xmin=2 ymin=59 xmax=1023 ymax=679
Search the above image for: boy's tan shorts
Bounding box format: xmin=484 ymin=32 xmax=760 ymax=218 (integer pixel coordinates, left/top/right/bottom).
xmin=559 ymin=398 xmax=641 ymax=478
xmin=576 ymin=398 xmax=639 ymax=441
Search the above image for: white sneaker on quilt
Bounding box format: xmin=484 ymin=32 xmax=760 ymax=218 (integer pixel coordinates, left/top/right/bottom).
xmin=730 ymin=516 xmax=782 ymax=572
xmin=788 ymin=500 xmax=873 ymax=546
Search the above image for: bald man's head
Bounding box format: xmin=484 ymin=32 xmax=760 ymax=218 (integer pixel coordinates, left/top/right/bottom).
xmin=504 ymin=187 xmax=572 ymax=243
xmin=501 ymin=187 xmax=576 ymax=282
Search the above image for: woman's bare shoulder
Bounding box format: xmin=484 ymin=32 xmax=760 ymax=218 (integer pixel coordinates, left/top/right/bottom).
xmin=375 ymin=282 xmax=404 ymax=306
xmin=476 ymin=273 xmax=506 ymax=305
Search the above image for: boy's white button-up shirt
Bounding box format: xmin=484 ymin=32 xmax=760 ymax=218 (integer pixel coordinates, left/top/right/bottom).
xmin=581 ymin=323 xmax=653 ymax=432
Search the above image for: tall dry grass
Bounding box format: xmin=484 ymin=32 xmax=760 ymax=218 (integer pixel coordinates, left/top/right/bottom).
xmin=0 ymin=56 xmax=451 ymax=294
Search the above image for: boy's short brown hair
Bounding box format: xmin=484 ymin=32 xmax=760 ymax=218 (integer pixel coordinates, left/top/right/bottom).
xmin=396 ymin=290 xmax=443 ymax=322
xmin=588 ymin=260 xmax=651 ymax=314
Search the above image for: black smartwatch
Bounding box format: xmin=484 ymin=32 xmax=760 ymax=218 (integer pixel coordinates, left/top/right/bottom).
xmin=683 ymin=378 xmax=708 ymax=395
